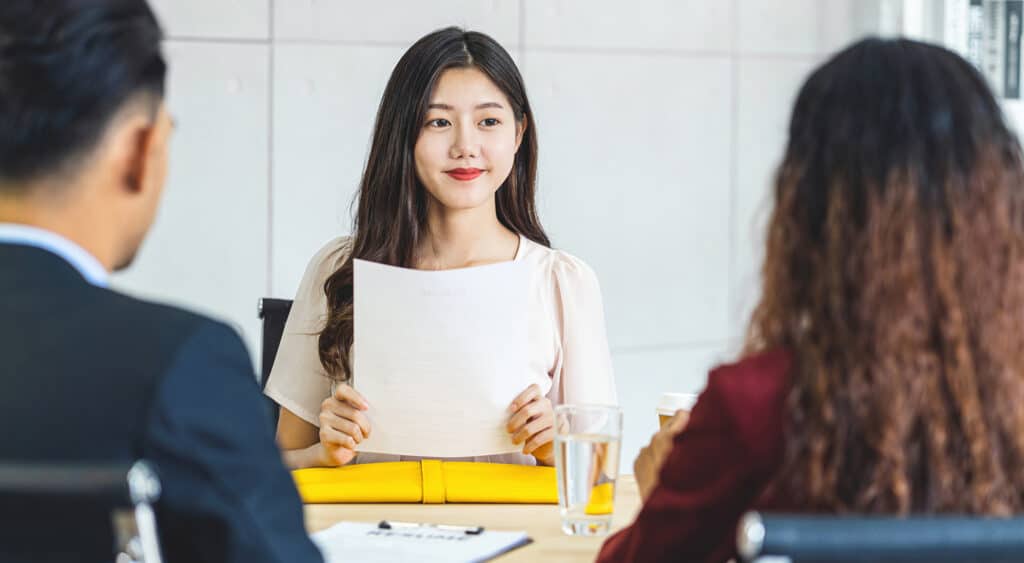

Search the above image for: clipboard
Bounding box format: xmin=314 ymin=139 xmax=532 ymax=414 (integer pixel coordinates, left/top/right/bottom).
xmin=312 ymin=520 xmax=532 ymax=563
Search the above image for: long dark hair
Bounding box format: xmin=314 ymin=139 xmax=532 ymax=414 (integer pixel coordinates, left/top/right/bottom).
xmin=318 ymin=27 xmax=550 ymax=382
xmin=748 ymin=38 xmax=1024 ymax=514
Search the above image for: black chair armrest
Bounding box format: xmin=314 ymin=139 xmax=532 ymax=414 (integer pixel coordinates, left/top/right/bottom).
xmin=739 ymin=511 xmax=1024 ymax=562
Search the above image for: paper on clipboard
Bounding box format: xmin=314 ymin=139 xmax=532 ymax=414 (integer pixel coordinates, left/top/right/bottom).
xmin=352 ymin=258 xmax=531 ymax=458
xmin=312 ymin=521 xmax=531 ymax=563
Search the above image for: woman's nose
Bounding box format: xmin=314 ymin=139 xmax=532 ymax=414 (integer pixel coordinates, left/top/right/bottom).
xmin=449 ymin=123 xmax=480 ymax=159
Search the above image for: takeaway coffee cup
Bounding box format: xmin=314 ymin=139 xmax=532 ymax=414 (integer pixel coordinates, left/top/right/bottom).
xmin=657 ymin=392 xmax=698 ymax=428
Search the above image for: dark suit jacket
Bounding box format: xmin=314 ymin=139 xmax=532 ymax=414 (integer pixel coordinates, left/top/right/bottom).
xmin=0 ymin=243 xmax=323 ymax=563
xmin=597 ymin=349 xmax=792 ymax=563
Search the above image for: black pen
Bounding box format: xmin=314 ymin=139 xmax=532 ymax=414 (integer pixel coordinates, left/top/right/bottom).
xmin=377 ymin=520 xmax=485 ymax=535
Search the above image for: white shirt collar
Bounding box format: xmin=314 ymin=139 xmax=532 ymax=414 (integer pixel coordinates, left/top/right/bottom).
xmin=0 ymin=223 xmax=109 ymax=287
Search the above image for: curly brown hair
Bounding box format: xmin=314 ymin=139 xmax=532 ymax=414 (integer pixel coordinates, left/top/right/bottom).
xmin=746 ymin=38 xmax=1024 ymax=514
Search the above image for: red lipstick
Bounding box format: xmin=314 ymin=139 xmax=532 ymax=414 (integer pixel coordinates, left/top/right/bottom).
xmin=446 ymin=168 xmax=483 ymax=181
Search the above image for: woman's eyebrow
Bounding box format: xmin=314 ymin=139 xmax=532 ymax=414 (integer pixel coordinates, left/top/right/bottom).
xmin=426 ymin=102 xmax=505 ymax=110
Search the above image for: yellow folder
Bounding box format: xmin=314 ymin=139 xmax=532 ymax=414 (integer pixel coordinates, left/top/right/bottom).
xmin=293 ymin=460 xmax=558 ymax=504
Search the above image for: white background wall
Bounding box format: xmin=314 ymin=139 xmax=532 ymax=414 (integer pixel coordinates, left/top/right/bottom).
xmin=115 ymin=0 xmax=878 ymax=472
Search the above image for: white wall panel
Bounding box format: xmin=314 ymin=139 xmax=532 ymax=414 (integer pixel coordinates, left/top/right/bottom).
xmin=819 ymin=0 xmax=876 ymax=56
xmin=737 ymin=0 xmax=820 ymax=55
xmin=114 ymin=42 xmax=270 ymax=364
xmin=524 ymin=0 xmax=732 ymax=52
xmin=527 ymin=52 xmax=734 ymax=351
xmin=731 ymin=58 xmax=818 ymax=335
xmin=275 ymin=0 xmax=519 ymax=46
xmin=271 ymin=45 xmax=405 ymax=298
xmin=150 ymin=0 xmax=270 ymax=39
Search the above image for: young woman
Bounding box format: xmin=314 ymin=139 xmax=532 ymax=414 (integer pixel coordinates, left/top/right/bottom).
xmin=599 ymin=38 xmax=1024 ymax=562
xmin=264 ymin=27 xmax=617 ymax=469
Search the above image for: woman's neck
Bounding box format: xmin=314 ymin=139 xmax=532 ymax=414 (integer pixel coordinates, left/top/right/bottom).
xmin=416 ymin=198 xmax=520 ymax=270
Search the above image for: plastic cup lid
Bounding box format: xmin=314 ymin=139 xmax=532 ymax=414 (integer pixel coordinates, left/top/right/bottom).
xmin=657 ymin=392 xmax=699 ymax=414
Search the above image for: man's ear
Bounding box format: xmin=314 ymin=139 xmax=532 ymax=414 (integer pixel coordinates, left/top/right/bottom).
xmin=109 ymin=101 xmax=171 ymax=197
xmin=108 ymin=111 xmax=158 ymax=195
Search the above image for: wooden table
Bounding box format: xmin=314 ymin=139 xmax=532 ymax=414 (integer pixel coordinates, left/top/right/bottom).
xmin=305 ymin=475 xmax=641 ymax=562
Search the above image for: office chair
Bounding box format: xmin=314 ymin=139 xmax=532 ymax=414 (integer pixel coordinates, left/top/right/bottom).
xmin=0 ymin=460 xmax=162 ymax=563
xmin=737 ymin=511 xmax=1024 ymax=562
xmin=258 ymin=297 xmax=294 ymax=429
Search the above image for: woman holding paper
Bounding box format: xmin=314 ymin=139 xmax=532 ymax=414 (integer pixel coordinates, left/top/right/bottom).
xmin=598 ymin=38 xmax=1024 ymax=562
xmin=264 ymin=27 xmax=617 ymax=470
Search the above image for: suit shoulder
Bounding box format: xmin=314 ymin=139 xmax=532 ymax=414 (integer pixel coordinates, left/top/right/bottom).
xmin=96 ymin=288 xmax=243 ymax=352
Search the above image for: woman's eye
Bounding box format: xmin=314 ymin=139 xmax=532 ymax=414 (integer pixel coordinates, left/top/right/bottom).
xmin=480 ymin=118 xmax=500 ymax=127
xmin=427 ymin=118 xmax=451 ymax=128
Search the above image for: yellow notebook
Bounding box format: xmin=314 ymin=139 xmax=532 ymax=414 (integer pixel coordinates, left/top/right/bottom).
xmin=293 ymin=460 xmax=558 ymax=504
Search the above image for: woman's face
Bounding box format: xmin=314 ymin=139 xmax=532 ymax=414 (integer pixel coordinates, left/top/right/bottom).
xmin=414 ymin=67 xmax=524 ymax=212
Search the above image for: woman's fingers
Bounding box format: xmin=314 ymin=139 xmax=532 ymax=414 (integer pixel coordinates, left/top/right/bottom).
xmin=319 ymin=410 xmax=365 ymax=443
xmin=522 ymin=427 xmax=554 ymax=455
xmin=319 ymin=423 xmax=357 ymax=450
xmin=333 ymin=383 xmax=370 ymax=410
xmin=668 ymin=409 xmax=689 ymax=433
xmin=513 ymin=413 xmax=553 ymax=445
xmin=317 ymin=441 xmax=356 ymax=467
xmin=507 ymin=384 xmax=541 ymax=414
xmin=506 ymin=397 xmax=549 ymax=433
xmin=315 ymin=383 xmax=372 ymax=468
xmin=321 ymin=397 xmax=372 ymax=438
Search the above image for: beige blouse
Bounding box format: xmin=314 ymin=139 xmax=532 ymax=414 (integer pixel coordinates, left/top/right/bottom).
xmin=264 ymin=235 xmax=618 ymax=465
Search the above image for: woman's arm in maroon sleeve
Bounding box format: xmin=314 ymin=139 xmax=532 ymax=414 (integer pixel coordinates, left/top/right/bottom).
xmin=597 ymin=356 xmax=786 ymax=563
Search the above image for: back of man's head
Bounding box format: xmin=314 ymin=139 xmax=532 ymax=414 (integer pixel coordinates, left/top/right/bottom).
xmin=0 ymin=0 xmax=170 ymax=271
xmin=0 ymin=0 xmax=165 ymax=186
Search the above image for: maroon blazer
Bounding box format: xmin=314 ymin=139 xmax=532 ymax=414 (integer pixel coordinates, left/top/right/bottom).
xmin=598 ymin=349 xmax=792 ymax=563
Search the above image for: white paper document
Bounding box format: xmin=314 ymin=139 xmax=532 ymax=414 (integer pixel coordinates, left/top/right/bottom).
xmin=313 ymin=521 xmax=531 ymax=563
xmin=353 ymin=259 xmax=531 ymax=458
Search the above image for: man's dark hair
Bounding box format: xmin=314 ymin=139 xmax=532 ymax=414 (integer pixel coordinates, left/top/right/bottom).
xmin=0 ymin=0 xmax=165 ymax=187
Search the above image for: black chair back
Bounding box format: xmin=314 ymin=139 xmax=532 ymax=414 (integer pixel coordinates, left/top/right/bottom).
xmin=258 ymin=297 xmax=293 ymax=429
xmin=0 ymin=460 xmax=162 ymax=562
xmin=738 ymin=511 xmax=1024 ymax=562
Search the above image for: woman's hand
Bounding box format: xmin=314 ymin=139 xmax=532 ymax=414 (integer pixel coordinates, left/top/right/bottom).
xmin=316 ymin=383 xmax=372 ymax=467
xmin=507 ymin=384 xmax=555 ymax=465
xmin=634 ymin=410 xmax=689 ymax=501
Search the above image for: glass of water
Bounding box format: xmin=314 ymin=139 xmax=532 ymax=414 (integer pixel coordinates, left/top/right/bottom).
xmin=553 ymin=404 xmax=623 ymax=536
